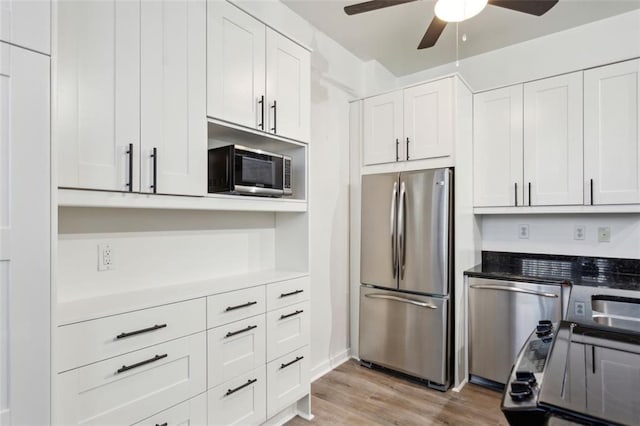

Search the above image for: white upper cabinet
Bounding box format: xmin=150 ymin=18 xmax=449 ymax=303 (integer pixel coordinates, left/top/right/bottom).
xmin=524 ymin=72 xmax=583 ymax=206
xmin=266 ymin=28 xmax=310 ymax=142
xmin=584 ymin=59 xmax=640 ymax=205
xmin=473 ymin=85 xmax=524 ymax=207
xmin=56 ymin=0 xmax=140 ymax=192
xmin=362 ymin=91 xmax=403 ymax=166
xmin=403 ymin=78 xmax=453 ymax=161
xmin=0 ymin=0 xmax=51 ymax=54
xmin=141 ymin=0 xmax=206 ymax=196
xmin=207 ymin=0 xmax=265 ymax=130
xmin=206 ymin=1 xmax=310 ymax=142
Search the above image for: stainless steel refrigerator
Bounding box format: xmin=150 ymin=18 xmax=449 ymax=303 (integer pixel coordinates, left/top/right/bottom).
xmin=359 ymin=168 xmax=452 ymax=390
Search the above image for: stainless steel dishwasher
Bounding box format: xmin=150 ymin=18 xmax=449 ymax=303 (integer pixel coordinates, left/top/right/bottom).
xmin=468 ymin=277 xmax=567 ymax=387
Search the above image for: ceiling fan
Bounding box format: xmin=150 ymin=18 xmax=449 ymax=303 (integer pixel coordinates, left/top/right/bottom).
xmin=344 ymin=0 xmax=559 ymax=49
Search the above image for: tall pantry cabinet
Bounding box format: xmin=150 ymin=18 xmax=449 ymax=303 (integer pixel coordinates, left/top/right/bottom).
xmin=0 ymin=3 xmax=51 ymax=425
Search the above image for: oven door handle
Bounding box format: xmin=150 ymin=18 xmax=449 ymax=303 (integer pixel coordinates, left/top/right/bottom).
xmin=365 ymin=293 xmax=437 ymax=309
xmin=470 ymin=284 xmax=558 ymax=298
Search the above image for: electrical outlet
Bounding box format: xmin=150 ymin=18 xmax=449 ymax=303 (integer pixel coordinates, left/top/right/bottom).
xmin=598 ymin=227 xmax=611 ymax=243
xmin=98 ymin=244 xmax=114 ymax=271
xmin=518 ymin=224 xmax=529 ymax=239
xmin=574 ymin=225 xmax=586 ymax=240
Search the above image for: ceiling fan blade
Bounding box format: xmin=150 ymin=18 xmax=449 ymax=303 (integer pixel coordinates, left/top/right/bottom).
xmin=488 ymin=0 xmax=559 ymax=16
xmin=344 ymin=0 xmax=417 ymax=16
xmin=418 ymin=17 xmax=447 ymax=49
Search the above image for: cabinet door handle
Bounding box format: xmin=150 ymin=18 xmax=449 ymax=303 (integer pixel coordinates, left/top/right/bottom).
xmin=528 ymin=182 xmax=532 ymax=206
xmin=225 ymin=324 xmax=257 ymax=338
xmin=225 ymin=301 xmax=257 ymax=312
xmin=270 ymin=100 xmax=277 ymax=133
xmin=395 ymin=138 xmax=399 ymax=161
xmin=406 ymin=137 xmax=410 ymax=160
xmin=258 ymin=95 xmax=264 ymax=130
xmin=280 ymin=309 xmax=303 ymax=320
xmin=514 ymin=182 xmax=518 ymax=206
xmin=280 ymin=356 xmax=304 ymax=370
xmin=156 ymin=423 xmax=168 ymax=426
xmin=126 ymin=143 xmax=133 ymax=192
xmin=225 ymin=378 xmax=257 ymax=397
xmin=116 ymin=323 xmax=167 ymax=340
xmin=150 ymin=147 xmax=157 ymax=194
xmin=116 ymin=353 xmax=167 ymax=374
xmin=280 ymin=289 xmax=304 ymax=298
xmin=590 ymin=179 xmax=594 ymax=205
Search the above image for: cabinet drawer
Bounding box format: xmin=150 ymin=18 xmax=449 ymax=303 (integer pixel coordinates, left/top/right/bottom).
xmin=266 ymin=277 xmax=309 ymax=311
xmin=207 ymin=286 xmax=265 ymax=328
xmin=56 ymin=333 xmax=206 ymax=426
xmin=266 ymin=346 xmax=310 ymax=419
xmin=208 ymin=314 xmax=266 ymax=388
xmin=134 ymin=392 xmax=207 ymax=426
xmin=58 ymin=298 xmax=206 ymax=372
xmin=266 ymin=301 xmax=309 ymax=361
xmin=208 ymin=366 xmax=266 ymax=426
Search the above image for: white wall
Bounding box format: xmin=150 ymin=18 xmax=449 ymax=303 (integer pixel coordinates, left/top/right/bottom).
xmin=397 ymin=9 xmax=640 ymax=92
xmin=482 ymin=214 xmax=640 ymax=259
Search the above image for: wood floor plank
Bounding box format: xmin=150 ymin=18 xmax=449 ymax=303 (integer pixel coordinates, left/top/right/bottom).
xmin=286 ymin=360 xmax=508 ymax=426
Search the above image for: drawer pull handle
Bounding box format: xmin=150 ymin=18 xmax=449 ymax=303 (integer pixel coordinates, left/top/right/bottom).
xmin=280 ymin=289 xmax=304 ymax=298
xmin=225 ymin=301 xmax=258 ymax=312
xmin=116 ymin=353 xmax=167 ymax=374
xmin=280 ymin=309 xmax=303 ymax=320
xmin=116 ymin=323 xmax=167 ymax=340
xmin=226 ymin=325 xmax=258 ymax=338
xmin=280 ymin=356 xmax=304 ymax=370
xmin=225 ymin=378 xmax=258 ymax=397
xmin=156 ymin=423 xmax=168 ymax=426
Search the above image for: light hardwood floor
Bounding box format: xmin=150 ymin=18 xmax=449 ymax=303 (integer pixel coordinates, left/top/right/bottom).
xmin=287 ymin=360 xmax=508 ymax=425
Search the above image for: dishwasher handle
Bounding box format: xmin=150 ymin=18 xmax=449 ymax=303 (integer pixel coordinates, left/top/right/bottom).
xmin=365 ymin=293 xmax=437 ymax=309
xmin=470 ymin=284 xmax=559 ymax=298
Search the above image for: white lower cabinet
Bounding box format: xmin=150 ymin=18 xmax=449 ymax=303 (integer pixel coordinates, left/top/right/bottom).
xmin=56 ymin=333 xmax=206 ymax=425
xmin=208 ymin=366 xmax=267 ymax=426
xmin=266 ymin=346 xmax=310 ymax=419
xmin=208 ymin=315 xmax=266 ymax=388
xmin=266 ymin=301 xmax=310 ymax=361
xmin=134 ymin=393 xmax=207 ymax=426
xmin=266 ymin=277 xmax=310 ymax=311
xmin=207 ymin=286 xmax=266 ymax=328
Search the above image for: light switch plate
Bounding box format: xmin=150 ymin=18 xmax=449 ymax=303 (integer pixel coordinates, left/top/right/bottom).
xmin=598 ymin=227 xmax=611 ymax=243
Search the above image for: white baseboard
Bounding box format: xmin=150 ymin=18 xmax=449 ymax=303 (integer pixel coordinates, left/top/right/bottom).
xmin=310 ymin=348 xmax=351 ymax=382
xmin=452 ymin=378 xmax=468 ymax=393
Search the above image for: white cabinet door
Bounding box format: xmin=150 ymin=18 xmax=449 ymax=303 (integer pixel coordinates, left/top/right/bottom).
xmin=134 ymin=393 xmax=207 ymax=426
xmin=584 ymin=59 xmax=640 ymax=205
xmin=266 ymin=28 xmax=310 ymax=142
xmin=403 ymin=78 xmax=453 ymax=161
xmin=56 ymin=0 xmax=140 ymax=192
xmin=0 ymin=0 xmax=50 ymax=54
xmin=207 ymin=0 xmax=266 ymax=130
xmin=266 ymin=346 xmax=309 ymax=418
xmin=141 ymin=0 xmax=206 ymax=196
xmin=1 ymin=44 xmax=50 ymax=426
xmin=363 ymin=91 xmax=403 ymax=166
xmin=473 ymin=85 xmax=524 ymax=207
xmin=208 ymin=366 xmax=266 ymax=426
xmin=524 ymin=72 xmax=583 ymax=206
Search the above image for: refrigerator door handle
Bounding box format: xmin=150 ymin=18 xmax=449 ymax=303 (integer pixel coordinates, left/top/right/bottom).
xmin=470 ymin=284 xmax=559 ymax=298
xmin=365 ymin=293 xmax=437 ymax=309
xmin=398 ymin=180 xmax=407 ymax=280
xmin=390 ymin=181 xmax=398 ymax=278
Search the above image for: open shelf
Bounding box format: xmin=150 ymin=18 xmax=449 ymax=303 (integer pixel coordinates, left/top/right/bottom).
xmin=58 ymin=188 xmax=307 ymax=212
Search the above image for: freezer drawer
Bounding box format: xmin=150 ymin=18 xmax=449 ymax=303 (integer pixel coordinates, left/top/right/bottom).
xmin=469 ymin=277 xmax=563 ymax=385
xmin=359 ymin=286 xmax=449 ymax=386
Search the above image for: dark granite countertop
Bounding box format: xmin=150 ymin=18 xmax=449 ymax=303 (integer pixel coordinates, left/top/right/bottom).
xmin=464 ymin=251 xmax=640 ymax=291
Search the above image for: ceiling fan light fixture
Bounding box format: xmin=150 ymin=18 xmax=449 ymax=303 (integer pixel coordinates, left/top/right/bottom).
xmin=434 ymin=0 xmax=488 ymax=22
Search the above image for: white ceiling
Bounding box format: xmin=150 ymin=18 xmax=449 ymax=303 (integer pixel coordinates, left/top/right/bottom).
xmin=282 ymin=0 xmax=640 ymax=76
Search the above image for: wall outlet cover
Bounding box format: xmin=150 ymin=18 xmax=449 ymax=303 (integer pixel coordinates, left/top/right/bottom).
xmin=574 ymin=225 xmax=586 ymax=240
xmin=98 ymin=243 xmax=114 ymax=271
xmin=598 ymin=227 xmax=611 ymax=243
xmin=518 ymin=224 xmax=529 ymax=239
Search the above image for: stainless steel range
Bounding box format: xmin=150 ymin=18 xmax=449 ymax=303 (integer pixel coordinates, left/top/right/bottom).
xmin=502 ymin=285 xmax=640 ymax=426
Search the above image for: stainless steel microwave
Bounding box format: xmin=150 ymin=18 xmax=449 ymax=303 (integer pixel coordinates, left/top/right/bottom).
xmin=208 ymin=144 xmax=292 ymax=197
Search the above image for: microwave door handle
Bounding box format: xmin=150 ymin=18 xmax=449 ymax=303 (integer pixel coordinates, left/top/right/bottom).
xmin=398 ymin=180 xmax=406 ymax=280
xmin=390 ymin=181 xmax=398 ymax=279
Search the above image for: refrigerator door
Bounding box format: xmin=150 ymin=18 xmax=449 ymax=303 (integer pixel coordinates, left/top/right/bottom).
xmin=361 ymin=172 xmax=399 ymax=290
xmin=359 ymin=286 xmax=449 ymax=386
xmin=398 ymin=168 xmax=451 ymax=296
